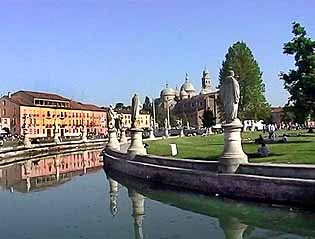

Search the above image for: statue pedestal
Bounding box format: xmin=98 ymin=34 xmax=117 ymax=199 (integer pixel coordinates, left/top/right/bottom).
xmin=120 ymin=128 xmax=128 ymax=144
xmin=164 ymin=128 xmax=169 ymax=138
xmin=219 ymin=119 xmax=248 ymax=173
xmin=179 ymin=128 xmax=185 ymax=137
xmin=149 ymin=128 xmax=155 ymax=139
xmin=107 ymin=128 xmax=120 ymax=151
xmin=127 ymin=128 xmax=147 ymax=156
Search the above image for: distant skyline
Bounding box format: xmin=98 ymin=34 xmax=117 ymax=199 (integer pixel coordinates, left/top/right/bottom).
xmin=0 ymin=0 xmax=314 ymax=107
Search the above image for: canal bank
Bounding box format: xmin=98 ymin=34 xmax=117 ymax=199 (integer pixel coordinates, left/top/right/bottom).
xmin=0 ymin=139 xmax=106 ymax=165
xmin=103 ymin=146 xmax=315 ymax=208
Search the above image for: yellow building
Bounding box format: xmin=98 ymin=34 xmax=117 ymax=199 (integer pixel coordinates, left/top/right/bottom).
xmin=0 ymin=91 xmax=108 ymax=138
xmin=115 ymin=108 xmax=151 ymax=129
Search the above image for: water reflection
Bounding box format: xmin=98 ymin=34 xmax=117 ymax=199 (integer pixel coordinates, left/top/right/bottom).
xmin=105 ymin=169 xmax=315 ymax=239
xmin=107 ymin=175 xmax=119 ymax=217
xmin=0 ymin=150 xmax=102 ymax=193
xmin=128 ymin=189 xmax=145 ymax=239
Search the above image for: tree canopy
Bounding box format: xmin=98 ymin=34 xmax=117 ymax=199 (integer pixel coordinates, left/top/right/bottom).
xmin=114 ymin=102 xmax=124 ymax=109
xmin=280 ymin=22 xmax=315 ymax=124
xmin=218 ymin=41 xmax=271 ymax=121
xmin=142 ymin=96 xmax=152 ymax=114
xmin=201 ymin=109 xmax=216 ymax=128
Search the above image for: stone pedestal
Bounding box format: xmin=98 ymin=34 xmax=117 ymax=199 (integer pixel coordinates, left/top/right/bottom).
xmin=149 ymin=128 xmax=155 ymax=139
xmin=120 ymin=128 xmax=128 ymax=144
xmin=164 ymin=128 xmax=169 ymax=138
xmin=219 ymin=119 xmax=248 ymax=173
xmin=107 ymin=128 xmax=120 ymax=151
xmin=128 ymin=128 xmax=147 ymax=156
xmin=179 ymin=128 xmax=185 ymax=137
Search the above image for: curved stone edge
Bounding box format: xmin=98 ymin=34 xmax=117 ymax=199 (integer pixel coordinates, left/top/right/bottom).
xmin=103 ymin=148 xmax=315 ymax=208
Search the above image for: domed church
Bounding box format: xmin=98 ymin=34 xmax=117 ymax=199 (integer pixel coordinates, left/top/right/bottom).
xmin=159 ymin=67 xmax=220 ymax=128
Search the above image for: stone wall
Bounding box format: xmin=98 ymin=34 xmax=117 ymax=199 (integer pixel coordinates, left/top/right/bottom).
xmin=104 ymin=148 xmax=315 ymax=208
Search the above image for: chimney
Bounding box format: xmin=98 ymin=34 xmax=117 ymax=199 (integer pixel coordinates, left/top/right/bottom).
xmin=8 ymin=92 xmax=11 ymax=98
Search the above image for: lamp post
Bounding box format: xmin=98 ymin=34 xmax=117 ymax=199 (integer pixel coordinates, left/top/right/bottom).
xmin=152 ymin=97 xmax=156 ymax=130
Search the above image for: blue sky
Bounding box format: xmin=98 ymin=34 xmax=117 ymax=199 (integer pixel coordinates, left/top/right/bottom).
xmin=0 ymin=0 xmax=314 ymax=107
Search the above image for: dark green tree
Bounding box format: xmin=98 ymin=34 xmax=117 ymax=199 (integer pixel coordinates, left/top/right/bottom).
xmin=201 ymin=109 xmax=216 ymax=128
xmin=114 ymin=102 xmax=124 ymax=109
xmin=280 ymin=22 xmax=315 ymax=124
xmin=218 ymin=41 xmax=271 ymax=121
xmin=142 ymin=96 xmax=152 ymax=114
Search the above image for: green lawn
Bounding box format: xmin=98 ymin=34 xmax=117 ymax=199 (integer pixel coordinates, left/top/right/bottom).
xmin=147 ymin=131 xmax=315 ymax=164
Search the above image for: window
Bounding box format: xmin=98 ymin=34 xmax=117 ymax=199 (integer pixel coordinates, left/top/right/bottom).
xmin=37 ymin=129 xmax=40 ymax=134
xmin=47 ymin=111 xmax=51 ymax=117
xmin=2 ymin=100 xmax=6 ymax=106
xmin=2 ymin=109 xmax=6 ymax=116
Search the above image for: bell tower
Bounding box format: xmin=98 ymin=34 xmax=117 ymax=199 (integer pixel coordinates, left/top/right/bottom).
xmin=200 ymin=66 xmax=211 ymax=94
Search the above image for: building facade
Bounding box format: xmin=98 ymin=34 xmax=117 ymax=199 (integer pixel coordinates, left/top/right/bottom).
xmin=0 ymin=91 xmax=108 ymax=138
xmin=271 ymin=107 xmax=285 ymax=125
xmin=115 ymin=108 xmax=151 ymax=129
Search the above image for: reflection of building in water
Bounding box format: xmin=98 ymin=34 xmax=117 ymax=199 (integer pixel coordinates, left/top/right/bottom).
xmin=108 ymin=176 xmax=119 ymax=216
xmin=0 ymin=150 xmax=102 ymax=192
xmin=219 ymin=216 xmax=248 ymax=239
xmin=128 ymin=189 xmax=145 ymax=239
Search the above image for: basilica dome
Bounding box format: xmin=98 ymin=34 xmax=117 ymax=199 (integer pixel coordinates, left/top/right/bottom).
xmin=180 ymin=73 xmax=196 ymax=94
xmin=160 ymin=84 xmax=176 ymax=98
xmin=180 ymin=89 xmax=188 ymax=99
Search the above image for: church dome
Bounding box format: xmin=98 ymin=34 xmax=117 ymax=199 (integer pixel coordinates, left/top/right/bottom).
xmin=180 ymin=81 xmax=195 ymax=93
xmin=160 ymin=84 xmax=176 ymax=98
xmin=180 ymin=73 xmax=196 ymax=93
xmin=180 ymin=89 xmax=188 ymax=99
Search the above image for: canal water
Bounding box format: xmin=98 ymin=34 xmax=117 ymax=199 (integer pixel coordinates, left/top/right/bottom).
xmin=0 ymin=149 xmax=314 ymax=239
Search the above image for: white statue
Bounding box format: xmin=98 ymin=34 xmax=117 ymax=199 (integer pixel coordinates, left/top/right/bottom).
xmin=131 ymin=94 xmax=141 ymax=128
xmin=220 ymin=70 xmax=240 ymax=123
xmin=108 ymin=105 xmax=116 ymax=129
xmin=114 ymin=113 xmax=124 ymax=130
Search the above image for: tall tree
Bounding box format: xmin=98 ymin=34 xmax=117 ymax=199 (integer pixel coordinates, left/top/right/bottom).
xmin=218 ymin=41 xmax=271 ymax=121
xmin=280 ymin=22 xmax=315 ymax=124
xmin=201 ymin=109 xmax=216 ymax=128
xmin=142 ymin=96 xmax=152 ymax=114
